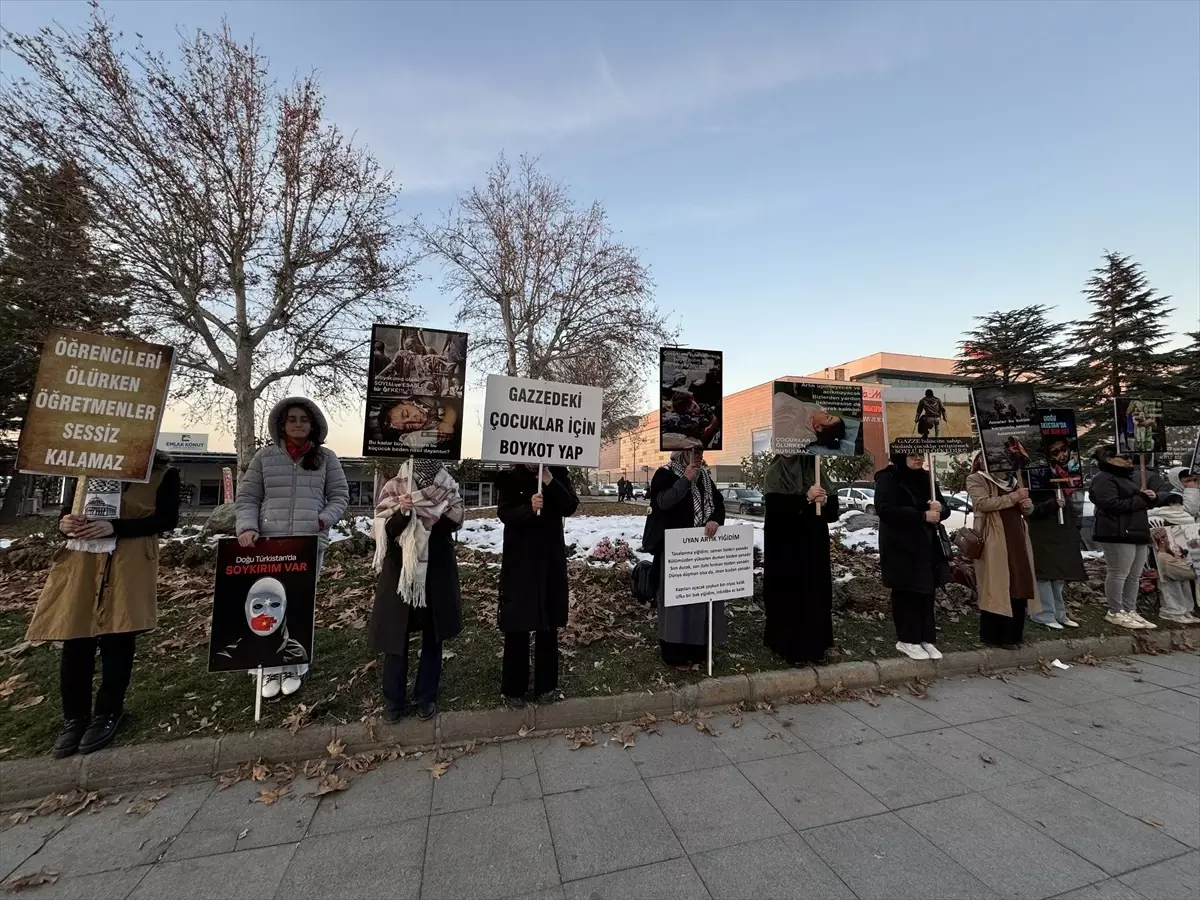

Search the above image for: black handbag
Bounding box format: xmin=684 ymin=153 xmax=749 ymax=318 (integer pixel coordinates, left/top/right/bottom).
xmin=631 ymin=558 xmax=659 ymax=604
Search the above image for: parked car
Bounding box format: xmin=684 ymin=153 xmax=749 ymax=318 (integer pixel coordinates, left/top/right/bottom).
xmin=942 ymin=493 xmax=974 ymax=532
xmin=598 ymin=483 xmax=618 ymax=497
xmin=631 ymin=485 xmax=647 ymax=499
xmin=837 ymin=487 xmax=876 ymax=515
xmin=722 ymin=488 xmax=764 ymax=516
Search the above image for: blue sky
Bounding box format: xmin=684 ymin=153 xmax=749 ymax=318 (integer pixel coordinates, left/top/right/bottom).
xmin=4 ymin=0 xmax=1198 ymax=455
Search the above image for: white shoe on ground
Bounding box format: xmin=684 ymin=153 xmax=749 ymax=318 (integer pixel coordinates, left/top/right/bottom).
xmin=1040 ymin=620 xmax=1065 ymax=630
xmin=1162 ymin=614 xmax=1200 ymax=625
xmin=896 ymin=642 xmax=930 ymax=660
xmin=1060 ymin=618 xmax=1080 ymax=628
xmin=921 ymin=643 xmax=943 ymax=660
xmin=1105 ymin=611 xmax=1144 ymax=630
xmin=281 ymin=675 xmax=303 ymax=696
xmin=1128 ymin=612 xmax=1157 ymax=630
xmin=260 ymin=674 xmax=281 ymax=699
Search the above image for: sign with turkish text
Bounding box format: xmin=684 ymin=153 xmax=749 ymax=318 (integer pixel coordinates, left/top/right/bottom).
xmin=1029 ymin=408 xmax=1082 ymax=491
xmin=970 ymin=385 xmax=1045 ymax=478
xmin=889 ymin=437 xmax=977 ymax=457
xmin=771 ymin=382 xmax=865 ymax=456
xmin=663 ymin=524 xmax=756 ymax=608
xmin=481 ymin=375 xmax=604 ymax=467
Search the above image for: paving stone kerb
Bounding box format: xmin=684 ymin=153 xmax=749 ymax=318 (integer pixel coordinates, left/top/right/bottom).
xmin=0 ymin=629 xmax=1180 ymax=804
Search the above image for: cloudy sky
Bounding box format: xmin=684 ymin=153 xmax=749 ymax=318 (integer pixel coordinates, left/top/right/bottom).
xmin=5 ymin=0 xmax=1198 ymax=457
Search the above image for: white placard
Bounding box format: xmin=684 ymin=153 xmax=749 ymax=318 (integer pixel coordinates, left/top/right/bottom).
xmin=481 ymin=375 xmax=604 ymax=468
xmin=663 ymin=523 xmax=755 ymax=608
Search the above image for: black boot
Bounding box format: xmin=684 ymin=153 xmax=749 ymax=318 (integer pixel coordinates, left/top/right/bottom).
xmin=52 ymin=718 xmax=89 ymax=759
xmin=417 ymin=701 xmax=437 ymax=721
xmin=79 ymin=711 xmax=125 ymax=754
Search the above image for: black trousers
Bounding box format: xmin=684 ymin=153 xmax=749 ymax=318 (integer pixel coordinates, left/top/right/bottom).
xmin=502 ymin=630 xmax=559 ymax=698
xmin=660 ymin=640 xmax=707 ymax=667
xmin=980 ymin=597 xmax=1028 ymax=647
xmin=60 ymin=633 xmax=137 ymax=722
xmin=382 ymin=625 xmax=442 ymax=715
xmin=892 ymin=590 xmax=936 ymax=645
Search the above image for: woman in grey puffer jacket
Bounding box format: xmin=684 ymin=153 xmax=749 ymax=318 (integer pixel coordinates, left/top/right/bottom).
xmin=236 ymin=397 xmax=349 ymax=698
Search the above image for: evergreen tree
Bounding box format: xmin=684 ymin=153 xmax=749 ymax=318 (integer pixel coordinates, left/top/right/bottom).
xmin=954 ymin=304 xmax=1062 ymax=386
xmin=1168 ymin=330 xmax=1200 ymax=429
xmin=1063 ymin=251 xmax=1176 ymax=449
xmin=0 ymin=160 xmax=127 ymax=520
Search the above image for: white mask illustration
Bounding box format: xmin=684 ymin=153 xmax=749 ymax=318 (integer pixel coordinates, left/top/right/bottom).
xmin=245 ymin=577 xmax=287 ymax=637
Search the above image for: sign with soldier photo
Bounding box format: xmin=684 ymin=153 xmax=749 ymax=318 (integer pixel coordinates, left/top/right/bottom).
xmin=1113 ymin=397 xmax=1167 ymax=456
xmin=17 ymin=329 xmax=175 ymax=482
xmin=970 ymin=385 xmax=1046 ymax=478
xmin=363 ymin=324 xmax=468 ymax=459
xmin=208 ymin=536 xmax=319 ymax=673
xmin=770 ymin=382 xmax=864 ymax=456
xmin=659 ymin=347 xmax=723 ymax=452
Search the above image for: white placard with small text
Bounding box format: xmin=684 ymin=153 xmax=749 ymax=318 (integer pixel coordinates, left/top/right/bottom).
xmin=663 ymin=523 xmax=756 ymax=608
xmin=481 ymin=375 xmax=604 ymax=468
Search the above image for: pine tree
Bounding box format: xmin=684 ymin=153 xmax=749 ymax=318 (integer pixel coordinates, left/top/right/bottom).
xmin=954 ymin=304 xmax=1062 ymax=386
xmin=0 ymin=160 xmax=128 ymax=520
xmin=1063 ymin=251 xmax=1175 ymax=449
xmin=1169 ymin=330 xmax=1200 ymax=429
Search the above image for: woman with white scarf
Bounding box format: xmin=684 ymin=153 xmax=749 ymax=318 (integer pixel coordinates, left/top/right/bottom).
xmin=1150 ymin=467 xmax=1200 ymax=624
xmin=369 ymin=460 xmax=464 ymax=722
xmin=644 ymin=449 xmax=726 ymax=669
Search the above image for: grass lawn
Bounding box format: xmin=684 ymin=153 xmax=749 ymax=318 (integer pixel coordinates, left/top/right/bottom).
xmin=0 ymin=510 xmax=1195 ymax=760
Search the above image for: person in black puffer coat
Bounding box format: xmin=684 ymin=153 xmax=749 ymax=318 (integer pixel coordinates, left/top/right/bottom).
xmin=1089 ymin=445 xmax=1159 ymax=630
xmin=875 ymin=453 xmax=951 ymax=661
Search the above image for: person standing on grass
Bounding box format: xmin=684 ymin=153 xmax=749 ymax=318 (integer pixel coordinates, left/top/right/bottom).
xmin=1088 ymin=445 xmax=1159 ymax=631
xmin=495 ymin=464 xmax=579 ymax=707
xmin=235 ymin=397 xmax=349 ymax=698
xmin=966 ymin=452 xmax=1040 ymax=649
xmin=27 ymin=452 xmax=181 ymax=758
xmin=874 ymin=452 xmax=950 ymax=661
xmin=1027 ymin=484 xmax=1086 ymax=631
xmin=370 ymin=460 xmax=465 ymax=722
xmin=644 ymin=449 xmax=726 ymax=669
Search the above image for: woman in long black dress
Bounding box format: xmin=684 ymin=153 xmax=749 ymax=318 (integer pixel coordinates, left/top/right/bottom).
xmin=762 ymin=455 xmax=839 ymax=665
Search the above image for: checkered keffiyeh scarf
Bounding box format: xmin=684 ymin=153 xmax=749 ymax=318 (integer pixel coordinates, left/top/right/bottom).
xmin=667 ymin=451 xmax=715 ymax=527
xmin=371 ymin=461 xmax=464 ymax=608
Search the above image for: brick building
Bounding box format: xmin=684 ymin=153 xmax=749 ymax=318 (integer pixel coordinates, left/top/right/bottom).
xmin=596 ymin=352 xmax=967 ymax=486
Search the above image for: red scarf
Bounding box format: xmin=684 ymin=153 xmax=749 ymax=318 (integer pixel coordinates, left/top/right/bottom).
xmin=285 ymin=439 xmax=310 ymax=462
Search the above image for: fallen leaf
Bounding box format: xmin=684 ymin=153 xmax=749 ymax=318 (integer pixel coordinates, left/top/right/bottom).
xmin=610 ymin=724 xmax=638 ymax=749
xmin=1009 ymin=694 xmax=1031 ymax=703
xmin=730 ymin=715 xmax=743 ymax=729
xmin=10 ymin=695 xmax=44 ymax=712
xmin=518 ymin=725 xmax=532 ymax=737
xmin=237 ymin=828 xmax=250 ymax=840
xmin=754 ymin=701 xmax=774 ymax=713
xmin=64 ymin=791 xmax=99 ymax=818
xmin=1036 ymin=659 xmax=1054 ymax=678
xmin=671 ymin=711 xmax=691 ymax=725
xmin=695 ymin=720 xmax=722 ymax=737
xmin=763 ymin=732 xmax=780 ymax=741
xmin=979 ymin=753 xmax=996 ymax=765
xmin=633 ymin=713 xmax=659 ymax=733
xmin=315 ymin=773 xmax=349 ymax=796
xmin=906 ymin=682 xmax=928 ymax=700
xmin=458 ymin=740 xmax=479 ymax=756
xmin=7 ymin=810 xmax=33 ymax=826
xmin=1142 ymin=817 xmax=1164 ymax=828
xmin=251 ymin=763 xmax=270 ymax=782
xmin=428 ymin=760 xmax=452 ymax=780
xmin=697 ymin=711 xmax=714 ymax=720
xmin=566 ymin=727 xmax=596 ymax=750
xmin=125 ymin=799 xmax=156 ymax=816
xmin=0 ymin=673 xmax=28 ymax=698
xmin=326 ymin=739 xmax=346 ymax=759
xmin=252 ymin=785 xmax=291 ymax=805
xmin=861 ymin=691 xmax=880 ymax=708
xmin=147 ymin=792 xmax=168 ymax=802
xmin=2 ymin=869 xmax=59 ymax=892
xmin=1076 ymin=652 xmax=1101 ymax=666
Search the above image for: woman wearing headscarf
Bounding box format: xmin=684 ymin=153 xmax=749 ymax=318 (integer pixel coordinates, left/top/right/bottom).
xmin=1089 ymin=445 xmax=1160 ymax=630
xmin=1027 ymin=480 xmax=1086 ymax=631
xmin=966 ymin=453 xmax=1039 ymax=648
xmin=495 ymin=464 xmax=579 ymax=707
xmin=874 ymin=452 xmax=950 ymax=660
xmin=28 ymin=452 xmax=181 ymax=757
xmin=370 ymin=460 xmax=465 ymax=721
xmin=645 ymin=450 xmax=726 ymax=668
xmin=761 ymin=454 xmax=839 ymax=665
xmin=235 ymin=397 xmax=349 ymax=698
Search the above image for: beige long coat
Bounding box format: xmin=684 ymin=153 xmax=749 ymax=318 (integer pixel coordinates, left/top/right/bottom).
xmin=26 ymin=469 xmax=167 ymax=641
xmin=966 ymin=472 xmax=1041 ymax=618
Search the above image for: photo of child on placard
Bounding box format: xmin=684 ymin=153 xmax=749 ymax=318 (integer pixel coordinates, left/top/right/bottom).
xmin=771 ymin=382 xmax=864 ymax=456
xmin=659 ymin=347 xmax=723 ymax=451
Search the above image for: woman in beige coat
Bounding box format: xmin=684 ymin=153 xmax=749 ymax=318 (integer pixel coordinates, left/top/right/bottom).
xmin=27 ymin=454 xmax=181 ymax=758
xmin=966 ymin=454 xmax=1040 ymax=648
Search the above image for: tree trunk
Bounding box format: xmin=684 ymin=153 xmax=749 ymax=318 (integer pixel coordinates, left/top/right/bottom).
xmin=235 ymin=386 xmax=258 ymax=482
xmin=0 ymin=472 xmax=30 ymax=524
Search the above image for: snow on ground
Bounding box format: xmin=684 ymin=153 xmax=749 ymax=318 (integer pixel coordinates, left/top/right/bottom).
xmin=0 ymin=539 xmax=10 ymax=550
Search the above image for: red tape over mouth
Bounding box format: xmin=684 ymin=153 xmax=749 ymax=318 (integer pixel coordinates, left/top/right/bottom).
xmin=250 ymin=614 xmax=277 ymax=632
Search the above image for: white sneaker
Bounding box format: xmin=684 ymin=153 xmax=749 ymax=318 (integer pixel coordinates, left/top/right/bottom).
xmin=281 ymin=675 xmax=303 ymax=696
xmin=1040 ymin=620 xmax=1065 ymax=630
xmin=1128 ymin=612 xmax=1158 ymax=630
xmin=896 ymin=642 xmax=930 ymax=660
xmin=1165 ymin=614 xmax=1200 ymax=625
xmin=921 ymin=643 xmax=943 ymax=660
xmin=1105 ymin=611 xmax=1144 ymax=630
xmin=260 ymin=674 xmax=281 ymax=699
xmin=1061 ymin=618 xmax=1081 ymax=628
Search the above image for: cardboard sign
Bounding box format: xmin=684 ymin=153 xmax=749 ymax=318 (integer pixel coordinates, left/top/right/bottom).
xmin=481 ymin=375 xmax=604 ymax=467
xmin=663 ymin=524 xmax=755 ymax=608
xmin=970 ymin=385 xmax=1045 ymax=478
xmin=659 ymin=347 xmax=723 ymax=452
xmin=208 ymin=536 xmax=318 ymax=673
xmin=17 ymin=330 xmax=175 ymax=482
xmin=1029 ymin=408 xmax=1083 ymax=491
xmin=889 ymin=437 xmax=977 ymax=457
xmin=1113 ymin=397 xmax=1167 ymax=456
xmin=771 ymin=382 xmax=865 ymax=456
xmin=363 ymin=324 xmax=468 ymax=459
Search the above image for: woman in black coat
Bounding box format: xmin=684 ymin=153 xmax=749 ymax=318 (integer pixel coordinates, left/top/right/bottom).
xmin=369 ymin=462 xmax=464 ymax=722
xmin=1027 ymin=487 xmax=1086 ymax=631
xmin=875 ymin=453 xmax=950 ymax=661
xmin=496 ymin=465 xmax=579 ymax=706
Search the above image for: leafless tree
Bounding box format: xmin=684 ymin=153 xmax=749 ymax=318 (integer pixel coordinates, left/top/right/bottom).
xmin=1 ymin=4 xmax=417 ymax=474
xmin=415 ymin=153 xmax=672 ymax=438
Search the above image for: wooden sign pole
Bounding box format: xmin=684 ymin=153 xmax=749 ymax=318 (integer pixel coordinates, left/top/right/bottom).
xmin=814 ymin=455 xmax=823 ymax=516
xmin=1056 ymin=487 xmax=1065 ymax=525
xmin=70 ymin=476 xmax=89 ymax=517
xmin=536 ymin=463 xmax=544 ymax=516
xmin=1139 ymin=455 xmax=1147 ymax=491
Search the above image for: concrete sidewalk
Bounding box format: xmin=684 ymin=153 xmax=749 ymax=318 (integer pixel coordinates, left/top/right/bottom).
xmin=2 ymin=652 xmax=1197 ymax=899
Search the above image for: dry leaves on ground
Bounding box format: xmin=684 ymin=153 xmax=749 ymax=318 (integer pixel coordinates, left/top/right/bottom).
xmin=670 ymin=711 xmax=691 ymax=725
xmin=0 ymin=673 xmax=28 ymax=698
xmin=326 ymin=739 xmax=346 ymax=759
xmin=979 ymin=753 xmax=996 ymax=765
xmin=2 ymin=869 xmax=59 ymax=893
xmin=1036 ymin=659 xmax=1055 ymax=678
xmin=633 ymin=713 xmax=660 ymax=734
xmin=314 ymin=773 xmax=349 ymax=796
xmin=906 ymin=680 xmax=929 ymax=700
xmin=609 ymin=724 xmax=638 ymax=749
xmin=695 ymin=720 xmax=721 ymax=737
xmin=1076 ymin=652 xmax=1100 ymax=666
xmin=9 ymin=695 xmax=44 ymax=712
xmin=1142 ymin=817 xmax=1164 ymax=828
xmin=566 ymin=727 xmax=596 ymax=750
xmin=252 ymin=785 xmax=291 ymax=805
xmin=428 ymin=759 xmax=452 ymax=780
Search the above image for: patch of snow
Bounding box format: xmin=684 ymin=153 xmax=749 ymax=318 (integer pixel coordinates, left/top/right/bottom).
xmin=0 ymin=539 xmax=10 ymax=550
xmin=1081 ymin=550 xmax=1105 ymax=560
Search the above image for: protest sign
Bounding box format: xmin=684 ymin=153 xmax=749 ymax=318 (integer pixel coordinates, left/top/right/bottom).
xmin=659 ymin=347 xmax=723 ymax=451
xmin=889 ymin=437 xmax=976 ymax=457
xmin=363 ymin=324 xmax=468 ymax=459
xmin=969 ymin=385 xmax=1045 ymax=479
xmin=771 ymin=382 xmax=865 ymax=456
xmin=481 ymin=375 xmax=604 ymax=467
xmin=663 ymin=523 xmax=755 ymax=677
xmin=1113 ymin=397 xmax=1167 ymax=456
xmin=208 ymin=536 xmax=318 ymax=673
xmin=17 ymin=329 xmax=175 ymax=482
xmin=1028 ymin=409 xmax=1082 ymax=491
xmin=884 ymin=387 xmax=974 ymax=447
